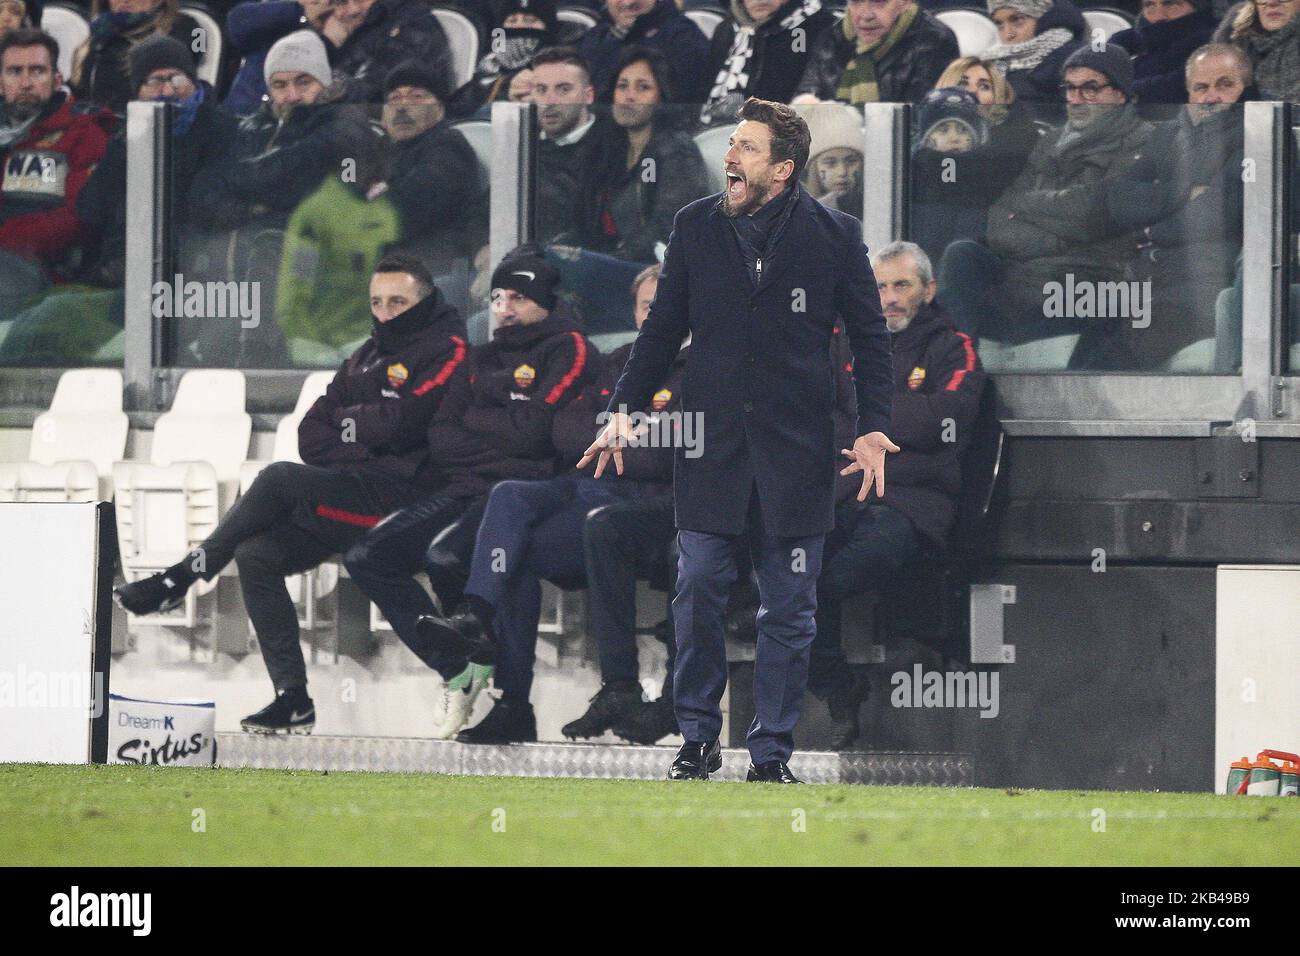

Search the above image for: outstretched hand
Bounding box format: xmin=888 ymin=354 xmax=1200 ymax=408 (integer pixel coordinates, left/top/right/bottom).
xmin=578 ymin=412 xmax=635 ymax=478
xmin=840 ymin=431 xmax=900 ymax=501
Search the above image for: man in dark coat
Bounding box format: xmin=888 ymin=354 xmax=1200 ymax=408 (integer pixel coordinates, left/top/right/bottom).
xmin=328 ymin=0 xmax=454 ymax=103
xmin=114 ymin=255 xmax=469 ymax=735
xmin=582 ymin=98 xmax=896 ymax=783
xmin=793 ymin=0 xmax=958 ymax=104
xmin=223 ymin=0 xmax=333 ymax=115
xmin=579 ymin=0 xmax=711 ymax=103
xmin=1112 ymin=0 xmax=1218 ymax=103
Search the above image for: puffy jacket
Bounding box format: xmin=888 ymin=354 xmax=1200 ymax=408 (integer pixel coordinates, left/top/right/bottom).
xmin=552 ymin=341 xmax=689 ymax=488
xmin=0 ymin=91 xmax=112 ymax=269
xmin=578 ymin=0 xmax=712 ymax=102
xmin=1112 ymin=8 xmax=1217 ymax=104
xmin=424 ymin=307 xmax=596 ymax=497
xmin=298 ymin=287 xmax=468 ymax=499
xmin=874 ymin=302 xmax=983 ymax=548
xmin=223 ymin=0 xmax=310 ymax=115
xmin=73 ymin=11 xmax=205 ymax=115
xmin=986 ymin=105 xmax=1153 ymax=288
xmin=794 ymin=5 xmax=958 ymax=104
xmin=332 ymin=0 xmax=455 ymax=103
xmin=387 ymin=118 xmax=487 ymax=268
xmin=997 ymin=0 xmax=1087 ymax=109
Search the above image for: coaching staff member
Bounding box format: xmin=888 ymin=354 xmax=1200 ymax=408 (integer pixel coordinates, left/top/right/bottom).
xmin=580 ymin=97 xmax=896 ymax=783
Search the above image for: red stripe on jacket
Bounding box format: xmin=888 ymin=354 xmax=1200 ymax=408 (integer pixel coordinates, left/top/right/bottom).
xmin=944 ymin=332 xmax=977 ymax=392
xmin=413 ymin=336 xmax=467 ymax=396
xmin=543 ymin=332 xmax=588 ymax=405
xmin=315 ymin=504 xmax=383 ymax=528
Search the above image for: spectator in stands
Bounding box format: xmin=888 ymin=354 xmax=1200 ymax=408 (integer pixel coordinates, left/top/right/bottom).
xmin=814 ymin=241 xmax=983 ymax=748
xmin=71 ymin=0 xmax=205 ymax=114
xmin=115 ymin=254 xmax=469 ymax=736
xmin=981 ymin=0 xmax=1087 ymax=110
xmin=0 ymin=30 xmax=111 ymax=321
xmin=700 ymin=0 xmax=838 ymax=127
xmin=937 ymin=44 xmax=1153 ymax=362
xmin=224 ymin=0 xmax=334 ymax=116
xmin=0 ymin=0 xmax=31 ymax=39
xmin=1091 ymin=42 xmax=1254 ymax=368
xmin=0 ymin=34 xmax=234 ymax=364
xmin=413 ymin=264 xmax=686 ymax=744
xmin=448 ymin=0 xmax=559 ymax=118
xmin=1113 ymin=0 xmax=1218 ymax=102
xmin=343 ymin=254 xmax=594 ymax=740
xmin=531 ymin=46 xmax=620 ymax=243
xmin=382 ymin=60 xmax=487 ymax=280
xmin=508 ymin=67 xmax=534 ymax=101
xmin=579 ymin=0 xmax=711 ymax=104
xmin=792 ymin=0 xmax=959 ymax=105
xmin=908 ymin=62 xmax=1042 ymax=263
xmin=325 ymin=0 xmax=454 ymax=104
xmin=797 ymin=102 xmax=865 ymax=214
xmin=1214 ymin=0 xmax=1300 ymax=100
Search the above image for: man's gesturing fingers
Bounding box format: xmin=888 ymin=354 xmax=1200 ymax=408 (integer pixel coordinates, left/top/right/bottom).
xmin=840 ymin=431 xmax=900 ymax=501
xmin=578 ymin=412 xmax=633 ymax=478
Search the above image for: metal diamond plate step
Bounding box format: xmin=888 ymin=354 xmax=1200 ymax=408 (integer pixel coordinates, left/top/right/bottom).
xmin=217 ymin=734 xmax=972 ymax=786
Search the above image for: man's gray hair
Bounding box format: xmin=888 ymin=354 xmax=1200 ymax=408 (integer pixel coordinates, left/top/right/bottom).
xmin=1185 ymin=43 xmax=1253 ymax=88
xmin=872 ymin=240 xmax=934 ymax=285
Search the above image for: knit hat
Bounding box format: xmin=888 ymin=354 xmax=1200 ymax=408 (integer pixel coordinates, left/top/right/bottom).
xmin=264 ymin=29 xmax=332 ymax=89
xmin=796 ymin=103 xmax=865 ymax=162
xmin=384 ymin=60 xmax=450 ymax=102
xmin=916 ymin=87 xmax=989 ymax=149
xmin=491 ymin=255 xmax=560 ymax=310
xmin=987 ymin=0 xmax=1052 ymax=17
xmin=129 ymin=34 xmax=197 ymax=93
xmin=1062 ymin=41 xmax=1135 ymax=98
xmin=495 ymin=0 xmax=559 ymax=37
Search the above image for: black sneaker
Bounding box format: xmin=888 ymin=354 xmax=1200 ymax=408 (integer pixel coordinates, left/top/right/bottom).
xmin=114 ymin=571 xmax=189 ymax=615
xmin=560 ymin=680 xmax=644 ymax=740
xmin=457 ymin=698 xmax=537 ymax=744
xmin=240 ymin=690 xmax=315 ymax=735
xmin=613 ymin=695 xmax=679 ymax=745
xmin=415 ymin=609 xmax=496 ymax=664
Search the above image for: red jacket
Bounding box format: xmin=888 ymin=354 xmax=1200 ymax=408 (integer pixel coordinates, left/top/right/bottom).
xmin=0 ymin=92 xmax=112 ymax=268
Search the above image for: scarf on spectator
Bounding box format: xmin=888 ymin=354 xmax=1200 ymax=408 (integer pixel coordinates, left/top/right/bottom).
xmin=476 ymin=26 xmax=548 ymax=77
xmin=834 ymin=2 xmax=917 ymax=104
xmin=1232 ymin=13 xmax=1300 ymax=100
xmin=89 ymin=8 xmax=154 ymax=42
xmin=0 ymin=90 xmax=62 ymax=148
xmin=702 ymin=0 xmax=824 ymax=124
xmin=158 ymin=81 xmax=205 ymax=137
xmin=981 ymin=25 xmax=1073 ymax=76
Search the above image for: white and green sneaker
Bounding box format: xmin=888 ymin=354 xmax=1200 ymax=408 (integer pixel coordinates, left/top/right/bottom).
xmin=434 ymin=663 xmax=494 ymax=740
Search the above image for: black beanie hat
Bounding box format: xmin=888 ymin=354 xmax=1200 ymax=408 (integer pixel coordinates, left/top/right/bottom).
xmin=129 ymin=34 xmax=198 ymax=95
xmin=491 ymin=255 xmax=560 ymax=311
xmin=1061 ymin=42 xmax=1135 ymax=99
xmin=384 ymin=59 xmax=451 ymax=103
xmin=495 ymin=0 xmax=559 ymax=37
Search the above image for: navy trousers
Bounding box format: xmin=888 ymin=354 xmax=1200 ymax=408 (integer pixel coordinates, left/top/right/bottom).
xmin=464 ymin=475 xmax=642 ymax=701
xmin=674 ymin=493 xmax=824 ymax=764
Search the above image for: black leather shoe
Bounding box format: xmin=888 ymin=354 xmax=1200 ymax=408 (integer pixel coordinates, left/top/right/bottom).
xmin=746 ymin=760 xmax=801 ymax=784
xmin=415 ymin=608 xmax=496 ymax=664
xmin=457 ymin=698 xmax=537 ymax=744
xmin=667 ymin=739 xmax=721 ymax=780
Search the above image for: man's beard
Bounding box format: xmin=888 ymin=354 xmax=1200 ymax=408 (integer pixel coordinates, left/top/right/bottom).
xmin=722 ymin=167 xmax=773 ymax=218
xmin=5 ymin=97 xmax=42 ymax=121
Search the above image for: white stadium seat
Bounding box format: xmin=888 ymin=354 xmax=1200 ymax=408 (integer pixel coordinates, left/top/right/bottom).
xmin=694 ymin=125 xmax=733 ymax=194
xmin=453 ymin=119 xmax=491 ymax=186
xmin=685 ymin=8 xmax=725 ymax=40
xmin=0 ymin=369 xmax=128 ymax=503
xmin=41 ymin=4 xmax=89 ymax=82
xmin=557 ymin=6 xmax=598 ymax=30
xmin=113 ymin=370 xmax=252 ymax=626
xmin=432 ymin=7 xmax=480 ymax=89
xmin=1082 ymin=9 xmax=1133 ymax=42
xmin=934 ymin=9 xmax=999 ymax=58
xmin=180 ymin=6 xmax=223 ymax=87
xmin=976 ymin=334 xmax=1081 ymax=372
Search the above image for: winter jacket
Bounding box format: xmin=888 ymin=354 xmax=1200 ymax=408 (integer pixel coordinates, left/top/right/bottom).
xmin=552 ymin=341 xmax=689 ymax=488
xmin=995 ymin=0 xmax=1087 ymax=110
xmin=332 ymin=0 xmax=455 ymax=103
xmin=223 ymin=0 xmax=311 ymax=115
xmin=701 ymin=0 xmax=839 ymax=126
xmin=424 ymin=307 xmax=596 ymax=498
xmin=581 ymin=123 xmax=710 ymax=262
xmin=1112 ymin=7 xmax=1217 ymax=103
xmin=986 ymin=104 xmax=1153 ymax=291
xmin=0 ymin=91 xmax=112 ymax=270
xmin=298 ymin=287 xmax=469 ymax=500
xmin=1214 ymin=2 xmax=1300 ymax=102
xmin=794 ymin=5 xmax=959 ymax=104
xmin=873 ymin=302 xmax=983 ymax=548
xmin=578 ymin=0 xmax=712 ymax=103
xmin=535 ymin=113 xmax=622 ymax=243
xmin=73 ymin=11 xmax=206 ymax=114
xmin=386 ymin=118 xmax=487 ymax=268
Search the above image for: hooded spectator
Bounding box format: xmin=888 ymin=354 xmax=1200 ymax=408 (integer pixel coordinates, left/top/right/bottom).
xmin=578 ymin=0 xmax=711 ymax=104
xmin=71 ymin=0 xmax=206 ymax=113
xmin=981 ymin=0 xmax=1087 ymax=110
xmin=327 ymin=0 xmax=454 ymax=104
xmin=1113 ymin=0 xmax=1218 ymax=102
xmin=1213 ymin=0 xmax=1300 ymax=100
xmin=223 ymin=0 xmax=335 ymax=116
xmin=797 ymin=101 xmax=865 ymax=214
xmin=700 ymin=0 xmax=838 ymax=127
xmin=793 ymin=0 xmax=959 ymax=104
xmin=448 ymin=0 xmax=559 ymax=117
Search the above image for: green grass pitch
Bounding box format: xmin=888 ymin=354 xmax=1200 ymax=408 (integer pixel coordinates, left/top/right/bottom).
xmin=2 ymin=764 xmax=1297 ymax=866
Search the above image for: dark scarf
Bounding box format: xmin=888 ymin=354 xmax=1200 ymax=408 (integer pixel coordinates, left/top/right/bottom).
xmin=372 ymin=289 xmax=443 ymax=352
xmin=701 ymin=0 xmax=825 ymax=124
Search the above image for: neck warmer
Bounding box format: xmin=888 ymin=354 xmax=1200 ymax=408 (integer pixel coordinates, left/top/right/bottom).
xmin=372 ymin=290 xmax=442 ymax=351
xmin=156 ymin=81 xmax=205 ymax=137
xmin=834 ymin=2 xmax=918 ymax=103
xmin=1239 ymin=13 xmax=1300 ymax=100
xmin=90 ymin=9 xmax=155 ymax=41
xmin=982 ymin=26 xmax=1073 ymax=75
